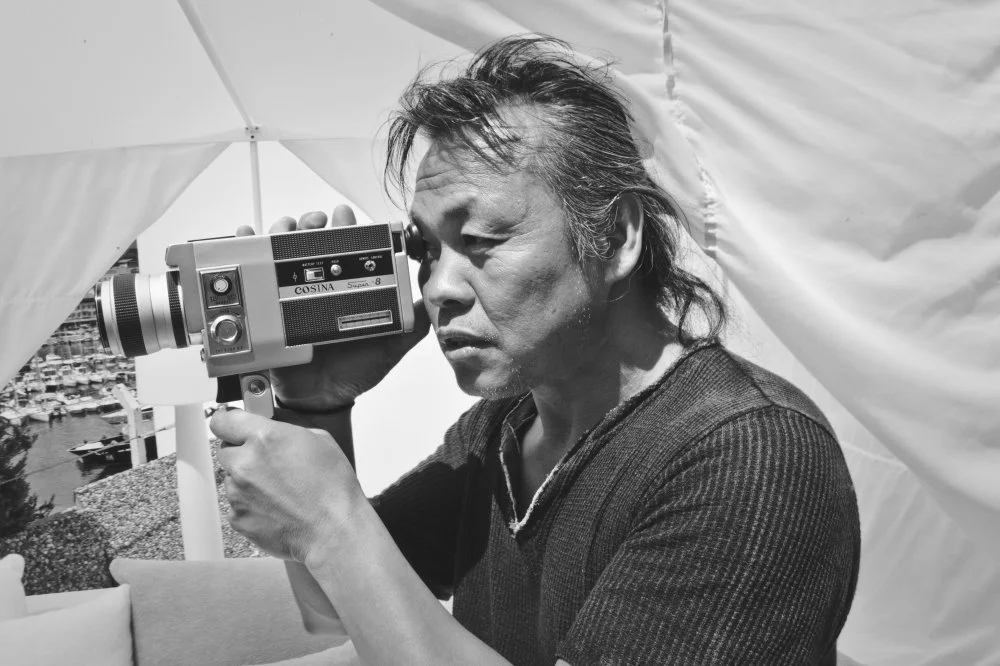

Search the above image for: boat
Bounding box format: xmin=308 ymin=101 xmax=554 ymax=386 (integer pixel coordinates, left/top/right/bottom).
xmin=67 ymin=403 xmax=87 ymax=416
xmin=23 ymin=406 xmax=52 ymax=423
xmin=97 ymin=396 xmax=120 ymax=413
xmin=43 ymin=371 xmax=61 ymax=391
xmin=55 ymin=392 xmax=79 ymax=404
xmin=22 ymin=372 xmax=45 ymax=393
xmin=0 ymin=408 xmax=23 ymax=426
xmin=59 ymin=369 xmax=76 ymax=389
xmin=68 ymin=434 xmax=130 ymax=465
xmin=101 ymin=409 xmax=129 ymax=424
xmin=73 ymin=367 xmax=90 ymax=385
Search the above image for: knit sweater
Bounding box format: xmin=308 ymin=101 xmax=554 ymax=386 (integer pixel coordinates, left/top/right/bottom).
xmin=373 ymin=345 xmax=860 ymax=665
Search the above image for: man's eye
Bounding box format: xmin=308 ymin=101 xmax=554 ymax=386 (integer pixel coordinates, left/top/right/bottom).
xmin=461 ymin=234 xmax=497 ymax=250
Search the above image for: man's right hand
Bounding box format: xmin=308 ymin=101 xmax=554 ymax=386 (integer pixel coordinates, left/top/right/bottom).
xmin=236 ymin=205 xmax=430 ymax=412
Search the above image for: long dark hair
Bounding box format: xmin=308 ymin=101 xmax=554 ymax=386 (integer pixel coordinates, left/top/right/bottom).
xmin=385 ymin=36 xmax=727 ymax=345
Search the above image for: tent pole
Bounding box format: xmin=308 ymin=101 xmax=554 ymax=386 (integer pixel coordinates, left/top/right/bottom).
xmin=175 ymin=403 xmax=225 ymax=561
xmin=177 ymin=0 xmax=263 ymax=232
xmin=176 ymin=0 xmax=254 ymax=127
xmin=248 ymin=127 xmax=263 ymax=234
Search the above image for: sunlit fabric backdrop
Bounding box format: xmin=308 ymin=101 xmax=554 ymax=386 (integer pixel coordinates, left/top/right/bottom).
xmin=1 ymin=1 xmax=997 ymax=663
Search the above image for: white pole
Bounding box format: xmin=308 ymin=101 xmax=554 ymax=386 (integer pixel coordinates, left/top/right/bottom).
xmin=248 ymin=129 xmax=264 ymax=234
xmin=174 ymin=403 xmax=224 ymax=560
xmin=113 ymin=384 xmax=147 ymax=467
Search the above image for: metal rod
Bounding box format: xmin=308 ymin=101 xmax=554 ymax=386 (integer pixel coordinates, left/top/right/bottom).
xmin=175 ymin=0 xmax=255 ymax=129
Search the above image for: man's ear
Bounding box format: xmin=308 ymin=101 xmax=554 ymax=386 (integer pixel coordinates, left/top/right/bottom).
xmin=604 ymin=192 xmax=644 ymax=286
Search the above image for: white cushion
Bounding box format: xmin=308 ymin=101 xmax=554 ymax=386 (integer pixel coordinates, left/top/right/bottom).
xmin=248 ymin=642 xmax=362 ymax=666
xmin=0 ymin=583 xmax=131 ymax=666
xmin=0 ymin=553 xmax=28 ymax=621
xmin=110 ymin=557 xmax=341 ymax=666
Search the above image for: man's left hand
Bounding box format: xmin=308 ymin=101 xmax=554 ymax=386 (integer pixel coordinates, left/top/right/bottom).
xmin=211 ymin=408 xmax=363 ymax=561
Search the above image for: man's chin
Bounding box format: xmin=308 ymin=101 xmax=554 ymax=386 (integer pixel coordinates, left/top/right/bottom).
xmin=451 ymin=365 xmax=528 ymax=400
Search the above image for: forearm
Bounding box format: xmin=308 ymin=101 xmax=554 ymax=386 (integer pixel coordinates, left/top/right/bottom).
xmin=305 ymin=498 xmax=511 ymax=666
xmin=272 ymin=403 xmax=355 ymax=467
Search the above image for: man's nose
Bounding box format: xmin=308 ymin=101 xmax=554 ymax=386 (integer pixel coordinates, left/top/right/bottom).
xmin=420 ymin=248 xmax=474 ymax=311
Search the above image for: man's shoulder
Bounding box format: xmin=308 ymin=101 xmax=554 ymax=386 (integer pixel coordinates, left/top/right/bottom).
xmin=597 ymin=345 xmax=840 ymax=480
xmin=649 ymin=344 xmax=836 ymax=442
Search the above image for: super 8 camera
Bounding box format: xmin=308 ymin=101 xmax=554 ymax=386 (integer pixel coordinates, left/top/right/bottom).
xmin=94 ymin=220 xmax=424 ymax=414
xmin=94 ymin=220 xmax=423 ymax=634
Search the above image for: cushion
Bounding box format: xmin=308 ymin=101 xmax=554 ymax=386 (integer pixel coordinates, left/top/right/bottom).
xmin=249 ymin=642 xmax=362 ymax=666
xmin=111 ymin=557 xmax=343 ymax=666
xmin=0 ymin=553 xmax=28 ymax=621
xmin=0 ymin=584 xmax=131 ymax=666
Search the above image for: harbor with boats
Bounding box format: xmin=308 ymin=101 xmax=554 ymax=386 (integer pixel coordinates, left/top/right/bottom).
xmin=1 ymin=352 xmax=138 ymax=427
xmin=0 ymin=249 xmax=159 ymax=509
xmin=0 ymin=325 xmax=150 ymax=507
xmin=2 ymin=244 xmax=224 ymax=510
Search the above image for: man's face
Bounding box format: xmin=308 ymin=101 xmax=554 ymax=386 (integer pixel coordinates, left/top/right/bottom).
xmin=410 ymin=140 xmax=607 ymax=398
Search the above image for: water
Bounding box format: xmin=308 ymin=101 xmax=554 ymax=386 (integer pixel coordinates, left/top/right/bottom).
xmin=23 ymin=414 xmax=127 ymax=511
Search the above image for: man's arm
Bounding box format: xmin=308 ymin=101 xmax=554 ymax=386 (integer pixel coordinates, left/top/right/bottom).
xmin=296 ymin=398 xmax=525 ymax=665
xmin=291 ymin=401 xmax=480 ymax=599
xmin=233 ymin=400 xmax=513 ymax=665
xmin=306 ymin=495 xmax=512 ymax=666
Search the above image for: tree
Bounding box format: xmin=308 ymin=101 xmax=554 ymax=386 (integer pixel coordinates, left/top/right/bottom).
xmin=0 ymin=417 xmax=54 ymax=538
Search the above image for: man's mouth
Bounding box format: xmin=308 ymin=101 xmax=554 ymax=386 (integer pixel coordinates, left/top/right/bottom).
xmin=437 ymin=331 xmax=491 ymax=352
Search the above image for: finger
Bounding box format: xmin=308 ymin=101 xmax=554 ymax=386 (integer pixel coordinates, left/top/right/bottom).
xmin=209 ymin=408 xmax=266 ymax=447
xmin=235 ymin=225 xmax=255 ymax=237
xmin=331 ymin=204 xmax=358 ymax=227
xmin=269 ymin=216 xmax=297 ymax=234
xmin=298 ymin=211 xmax=329 ymax=230
xmin=216 ymin=439 xmax=242 ymax=476
xmin=223 ymin=474 xmax=242 ymax=505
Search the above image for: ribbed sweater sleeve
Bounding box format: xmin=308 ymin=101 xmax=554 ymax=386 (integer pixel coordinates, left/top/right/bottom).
xmin=370 ymin=400 xmax=494 ymax=599
xmin=556 ymin=406 xmax=859 ymax=666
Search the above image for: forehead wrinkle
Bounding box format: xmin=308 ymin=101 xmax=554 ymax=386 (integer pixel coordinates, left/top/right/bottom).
xmin=413 ymin=125 xmax=558 ymax=235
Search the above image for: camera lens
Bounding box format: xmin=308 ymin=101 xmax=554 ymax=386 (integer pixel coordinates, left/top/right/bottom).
xmin=403 ymin=222 xmax=425 ymax=261
xmin=95 ymin=271 xmax=189 ymax=358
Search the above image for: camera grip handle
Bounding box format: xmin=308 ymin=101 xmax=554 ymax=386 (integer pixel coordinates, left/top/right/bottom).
xmin=239 ymin=373 xmax=275 ymax=419
xmin=238 ymin=372 xmax=343 ymax=635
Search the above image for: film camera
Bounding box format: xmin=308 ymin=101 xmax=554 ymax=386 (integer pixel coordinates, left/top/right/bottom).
xmin=95 ymin=220 xmax=424 ymax=414
xmin=94 ymin=220 xmax=424 ymax=634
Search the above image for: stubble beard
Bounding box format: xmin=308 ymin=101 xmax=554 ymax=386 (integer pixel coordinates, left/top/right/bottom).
xmin=455 ymin=302 xmax=598 ymax=401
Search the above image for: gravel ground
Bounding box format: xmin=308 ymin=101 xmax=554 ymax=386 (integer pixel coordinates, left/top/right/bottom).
xmin=76 ymin=446 xmax=264 ymax=560
xmin=0 ymin=508 xmax=113 ymax=595
xmin=1 ymin=444 xmax=263 ymax=593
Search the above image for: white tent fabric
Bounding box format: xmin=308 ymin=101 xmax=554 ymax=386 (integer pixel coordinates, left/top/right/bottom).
xmin=2 ymin=1 xmax=998 ymax=664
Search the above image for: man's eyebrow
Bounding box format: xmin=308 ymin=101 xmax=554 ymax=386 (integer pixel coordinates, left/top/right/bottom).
xmin=409 ymin=202 xmax=474 ymax=229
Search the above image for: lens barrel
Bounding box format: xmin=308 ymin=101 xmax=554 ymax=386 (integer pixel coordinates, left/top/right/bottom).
xmin=95 ymin=271 xmax=189 ymax=358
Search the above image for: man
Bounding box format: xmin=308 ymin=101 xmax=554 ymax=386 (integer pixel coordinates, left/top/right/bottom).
xmin=213 ymin=36 xmax=860 ymax=665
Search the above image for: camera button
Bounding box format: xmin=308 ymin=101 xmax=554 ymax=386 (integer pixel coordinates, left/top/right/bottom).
xmin=210 ymin=315 xmax=242 ymax=344
xmin=211 ymin=276 xmax=231 ymax=295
